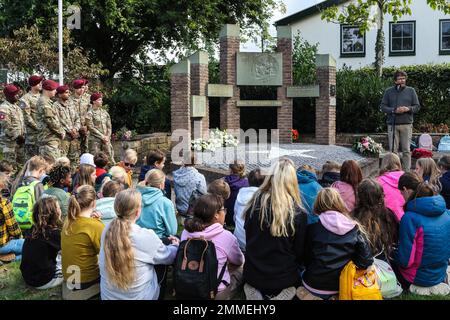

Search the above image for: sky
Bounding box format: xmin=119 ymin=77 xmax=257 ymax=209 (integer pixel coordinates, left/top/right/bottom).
xmin=241 ymin=0 xmax=326 ymax=51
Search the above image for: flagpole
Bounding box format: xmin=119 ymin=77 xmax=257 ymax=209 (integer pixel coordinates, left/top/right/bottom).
xmin=58 ymin=0 xmax=64 ymax=85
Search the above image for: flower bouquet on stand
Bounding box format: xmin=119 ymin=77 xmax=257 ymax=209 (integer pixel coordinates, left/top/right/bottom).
xmin=352 ymin=136 xmax=384 ymax=157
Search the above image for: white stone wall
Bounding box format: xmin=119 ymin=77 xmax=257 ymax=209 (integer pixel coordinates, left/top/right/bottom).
xmin=289 ymin=0 xmax=450 ymax=69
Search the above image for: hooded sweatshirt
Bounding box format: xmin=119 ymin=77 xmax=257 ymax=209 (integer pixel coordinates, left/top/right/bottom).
xmin=395 ymin=195 xmax=450 ymax=287
xmin=137 ymin=186 xmax=177 ymax=238
xmin=224 ymin=175 xmax=249 ymax=226
xmin=181 ymin=223 xmax=244 ymax=292
xmin=302 ymin=210 xmax=373 ymax=294
xmin=138 ymin=165 xmax=171 ymax=200
xmin=96 ymin=197 xmax=116 ymax=226
xmin=331 ymin=181 xmax=356 ymax=212
xmin=233 ymin=186 xmax=258 ymax=251
xmin=377 ymin=170 xmax=405 ymax=222
xmin=99 ymin=223 xmax=178 ymax=300
xmin=297 ymin=170 xmax=322 ymax=223
xmin=173 ymin=167 xmax=207 ymax=215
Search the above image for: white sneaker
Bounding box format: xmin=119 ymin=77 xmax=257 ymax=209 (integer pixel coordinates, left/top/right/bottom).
xmin=244 ymin=283 xmax=263 ymax=300
xmin=410 ymin=283 xmax=450 ymax=296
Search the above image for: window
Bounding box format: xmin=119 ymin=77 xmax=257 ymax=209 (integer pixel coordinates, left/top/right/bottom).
xmin=440 ymin=19 xmax=450 ymax=55
xmin=389 ymin=21 xmax=416 ymax=56
xmin=340 ymin=25 xmax=365 ymax=57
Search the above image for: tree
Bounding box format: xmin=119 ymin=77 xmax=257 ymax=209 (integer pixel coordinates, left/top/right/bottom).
xmin=321 ymin=0 xmax=450 ymax=77
xmin=0 ymin=25 xmax=107 ymax=84
xmin=0 ymin=0 xmax=283 ymax=80
xmin=292 ymin=32 xmax=319 ymax=86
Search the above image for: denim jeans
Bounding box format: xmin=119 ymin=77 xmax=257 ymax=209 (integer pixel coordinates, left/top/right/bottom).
xmin=0 ymin=238 xmax=25 ymax=261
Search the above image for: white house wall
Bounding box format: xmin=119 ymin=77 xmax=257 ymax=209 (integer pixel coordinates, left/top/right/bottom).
xmin=289 ymin=0 xmax=450 ymax=69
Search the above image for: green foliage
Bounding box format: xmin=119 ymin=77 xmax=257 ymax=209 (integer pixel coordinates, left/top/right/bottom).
xmin=0 ymin=0 xmax=283 ymax=79
xmin=336 ymin=64 xmax=450 ymax=133
xmin=292 ymin=32 xmax=318 ymax=86
xmin=105 ymin=66 xmax=171 ymax=134
xmin=0 ymin=26 xmax=107 ymax=83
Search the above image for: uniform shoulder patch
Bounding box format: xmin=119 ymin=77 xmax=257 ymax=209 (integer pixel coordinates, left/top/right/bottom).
xmin=19 ymin=101 xmax=27 ymax=110
xmin=0 ymin=111 xmax=7 ymax=121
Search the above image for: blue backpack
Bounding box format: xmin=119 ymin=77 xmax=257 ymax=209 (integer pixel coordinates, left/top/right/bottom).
xmin=438 ymin=135 xmax=450 ymax=152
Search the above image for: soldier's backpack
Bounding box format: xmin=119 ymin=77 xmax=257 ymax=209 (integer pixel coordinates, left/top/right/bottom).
xmin=12 ymin=180 xmax=40 ymax=230
xmin=438 ymin=135 xmax=450 ymax=153
xmin=173 ymin=237 xmax=228 ymax=300
xmin=418 ymin=134 xmax=433 ymax=151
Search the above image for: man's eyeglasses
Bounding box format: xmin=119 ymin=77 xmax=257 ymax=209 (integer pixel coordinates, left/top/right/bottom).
xmin=124 ymin=162 xmax=135 ymax=168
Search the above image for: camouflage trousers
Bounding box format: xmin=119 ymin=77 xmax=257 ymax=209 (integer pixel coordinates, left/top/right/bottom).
xmin=25 ymin=143 xmax=40 ymax=159
xmin=39 ymin=140 xmax=62 ymax=162
xmin=1 ymin=142 xmax=26 ymax=170
xmin=61 ymin=139 xmax=81 ymax=170
xmin=88 ymin=138 xmax=115 ymax=165
xmin=80 ymin=134 xmax=89 ymax=154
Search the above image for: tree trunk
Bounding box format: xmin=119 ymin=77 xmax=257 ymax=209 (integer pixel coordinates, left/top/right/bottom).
xmin=374 ymin=3 xmax=385 ymax=77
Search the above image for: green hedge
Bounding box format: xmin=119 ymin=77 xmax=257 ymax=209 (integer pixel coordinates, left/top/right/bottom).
xmin=337 ymin=64 xmax=450 ymax=133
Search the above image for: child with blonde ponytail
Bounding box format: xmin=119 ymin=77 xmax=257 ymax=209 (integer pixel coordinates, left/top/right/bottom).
xmin=99 ymin=189 xmax=179 ymax=300
xmin=61 ymin=185 xmax=104 ymax=300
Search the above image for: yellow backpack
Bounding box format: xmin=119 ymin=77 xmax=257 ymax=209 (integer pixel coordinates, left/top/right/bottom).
xmin=339 ymin=261 xmax=382 ymax=300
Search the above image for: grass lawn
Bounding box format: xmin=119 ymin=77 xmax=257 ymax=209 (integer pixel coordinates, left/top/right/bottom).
xmin=1 ymin=261 xmax=450 ymax=300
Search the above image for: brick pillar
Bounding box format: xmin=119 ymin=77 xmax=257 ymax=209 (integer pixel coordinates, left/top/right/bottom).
xmin=189 ymin=51 xmax=209 ymax=139
xmin=219 ymin=24 xmax=240 ymax=130
xmin=170 ymin=60 xmax=191 ymax=154
xmin=277 ymin=26 xmax=293 ymax=144
xmin=315 ymin=54 xmax=337 ymax=145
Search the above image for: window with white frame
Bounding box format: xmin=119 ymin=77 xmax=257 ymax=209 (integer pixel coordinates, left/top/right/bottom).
xmin=390 ymin=21 xmax=416 ymax=56
xmin=440 ymin=20 xmax=450 ymax=55
xmin=340 ymin=25 xmax=365 ymax=57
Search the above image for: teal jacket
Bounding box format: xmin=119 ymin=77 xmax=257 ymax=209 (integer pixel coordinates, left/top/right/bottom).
xmin=136 ymin=186 xmax=177 ymax=238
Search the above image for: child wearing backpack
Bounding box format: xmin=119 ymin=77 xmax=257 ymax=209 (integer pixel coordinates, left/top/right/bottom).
xmin=0 ymin=173 xmax=23 ymax=263
xmin=61 ymin=185 xmax=104 ymax=300
xmin=179 ymin=194 xmax=244 ymax=300
xmin=20 ymin=197 xmax=63 ymax=289
xmin=99 ymin=189 xmax=179 ymax=300
xmin=300 ymin=188 xmax=373 ymax=300
xmin=394 ymin=178 xmax=450 ymax=295
xmin=11 ymin=156 xmax=48 ymax=236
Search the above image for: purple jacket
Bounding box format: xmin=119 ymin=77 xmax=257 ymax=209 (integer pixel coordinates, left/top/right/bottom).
xmin=181 ymin=223 xmax=244 ymax=291
xmin=223 ymin=175 xmax=249 ymax=226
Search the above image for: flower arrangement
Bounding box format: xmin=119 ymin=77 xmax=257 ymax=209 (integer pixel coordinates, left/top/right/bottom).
xmin=112 ymin=127 xmax=138 ymax=141
xmin=292 ymin=129 xmax=299 ymax=142
xmin=192 ymin=128 xmax=239 ymax=152
xmin=352 ymin=136 xmax=384 ymax=157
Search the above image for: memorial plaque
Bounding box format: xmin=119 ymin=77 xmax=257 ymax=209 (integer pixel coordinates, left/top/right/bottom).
xmin=236 ymin=53 xmax=282 ymax=86
xmin=191 ymin=95 xmax=206 ymax=117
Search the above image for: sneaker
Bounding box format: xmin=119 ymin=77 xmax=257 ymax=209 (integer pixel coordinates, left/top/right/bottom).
xmin=296 ymin=287 xmax=324 ymax=300
xmin=410 ymin=283 xmax=450 ymax=296
xmin=0 ymin=253 xmax=15 ymax=263
xmin=271 ymin=286 xmax=296 ymax=300
xmin=244 ymin=283 xmax=263 ymax=300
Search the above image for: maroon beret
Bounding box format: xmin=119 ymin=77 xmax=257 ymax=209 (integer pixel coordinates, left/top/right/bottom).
xmin=3 ymin=85 xmax=20 ymax=98
xmin=56 ymin=85 xmax=70 ymax=94
xmin=42 ymin=80 xmax=59 ymax=91
xmin=72 ymin=79 xmax=86 ymax=89
xmin=90 ymin=92 xmax=103 ymax=103
xmin=28 ymin=75 xmax=44 ymax=87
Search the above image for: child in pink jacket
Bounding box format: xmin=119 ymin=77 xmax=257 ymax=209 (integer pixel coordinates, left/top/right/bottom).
xmin=377 ymin=153 xmax=405 ymax=222
xmin=180 ymin=194 xmax=244 ymax=300
xmin=331 ymin=160 xmax=362 ymax=212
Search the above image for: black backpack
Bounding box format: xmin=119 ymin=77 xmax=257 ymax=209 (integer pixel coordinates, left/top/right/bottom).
xmin=173 ymin=237 xmax=227 ymax=300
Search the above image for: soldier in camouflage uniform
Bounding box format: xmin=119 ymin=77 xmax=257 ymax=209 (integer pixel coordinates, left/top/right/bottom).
xmin=69 ymin=79 xmax=89 ymax=154
xmin=36 ymin=80 xmax=66 ymax=161
xmin=19 ymin=75 xmax=43 ymax=158
xmin=86 ymin=92 xmax=115 ymax=165
xmin=54 ymin=85 xmax=81 ymax=169
xmin=0 ymin=85 xmax=26 ymax=168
